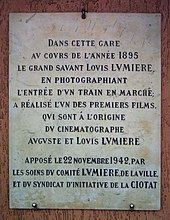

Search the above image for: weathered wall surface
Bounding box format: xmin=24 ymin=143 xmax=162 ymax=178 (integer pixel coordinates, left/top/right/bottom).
xmin=0 ymin=0 xmax=170 ymax=219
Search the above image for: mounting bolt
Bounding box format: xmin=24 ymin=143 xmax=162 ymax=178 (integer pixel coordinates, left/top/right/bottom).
xmin=81 ymin=9 xmax=87 ymax=19
xmin=129 ymin=203 xmax=135 ymax=210
xmin=32 ymin=202 xmax=38 ymax=209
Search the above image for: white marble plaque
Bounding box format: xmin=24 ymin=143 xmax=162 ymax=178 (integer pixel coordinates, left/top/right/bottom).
xmin=9 ymin=13 xmax=161 ymax=210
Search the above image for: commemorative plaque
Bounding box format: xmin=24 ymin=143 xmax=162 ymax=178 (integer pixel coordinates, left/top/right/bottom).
xmin=9 ymin=13 xmax=161 ymax=210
